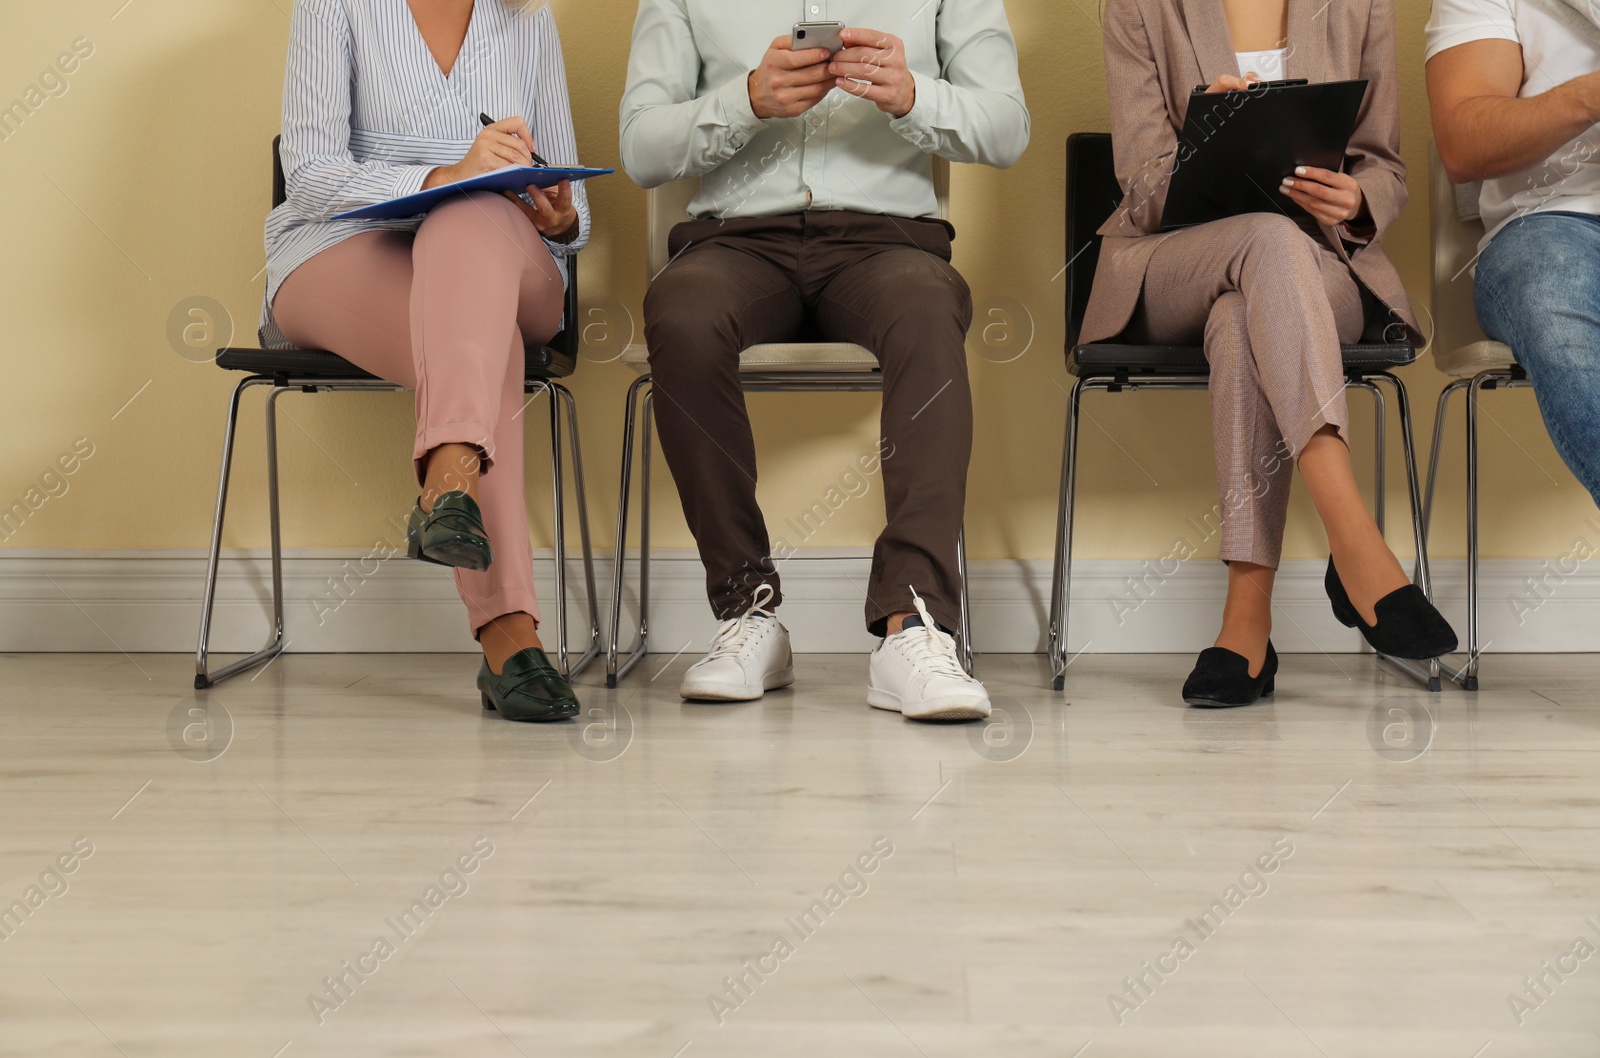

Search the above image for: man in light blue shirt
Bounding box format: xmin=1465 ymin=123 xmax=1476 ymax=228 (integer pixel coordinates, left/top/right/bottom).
xmin=619 ymin=1 xmax=1029 ymax=721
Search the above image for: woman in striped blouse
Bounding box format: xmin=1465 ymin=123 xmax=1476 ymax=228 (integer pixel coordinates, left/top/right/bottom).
xmin=265 ymin=0 xmax=590 ymax=722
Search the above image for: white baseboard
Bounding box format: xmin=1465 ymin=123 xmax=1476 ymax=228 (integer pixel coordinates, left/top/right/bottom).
xmin=0 ymin=548 xmax=1595 ymax=655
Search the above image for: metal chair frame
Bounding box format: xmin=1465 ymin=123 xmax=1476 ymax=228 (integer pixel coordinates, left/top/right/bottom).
xmin=1423 ymin=368 xmax=1530 ymax=692
xmin=1422 ymin=140 xmax=1537 ymax=692
xmin=194 ymin=138 xmax=601 ymax=689
xmin=194 ymin=375 xmax=601 ymax=690
xmin=1047 ymin=370 xmax=1439 ymax=692
xmin=605 ymin=370 xmax=973 ymax=687
xmin=1046 ymin=133 xmax=1441 ymax=693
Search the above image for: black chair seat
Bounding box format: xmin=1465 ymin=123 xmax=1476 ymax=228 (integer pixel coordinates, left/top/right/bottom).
xmin=216 ymin=341 xmax=576 ymax=381
xmin=1063 ymin=133 xmax=1417 ymax=380
xmin=1073 ymin=340 xmax=1417 ymax=376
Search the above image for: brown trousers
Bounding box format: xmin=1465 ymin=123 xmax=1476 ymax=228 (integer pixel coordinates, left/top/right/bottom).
xmin=643 ymin=211 xmax=973 ymax=635
xmin=1127 ymin=214 xmax=1366 ymax=570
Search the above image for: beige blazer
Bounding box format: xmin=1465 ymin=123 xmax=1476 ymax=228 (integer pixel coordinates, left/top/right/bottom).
xmin=1080 ymin=0 xmax=1421 ymax=346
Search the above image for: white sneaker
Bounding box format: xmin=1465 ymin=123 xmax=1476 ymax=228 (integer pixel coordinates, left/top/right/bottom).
xmin=679 ymin=584 xmax=794 ymax=702
xmin=868 ymin=590 xmax=990 ymax=722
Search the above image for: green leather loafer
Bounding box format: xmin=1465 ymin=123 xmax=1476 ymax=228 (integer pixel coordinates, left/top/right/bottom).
xmin=407 ymin=491 xmax=493 ymax=572
xmin=478 ymin=648 xmax=580 ymax=722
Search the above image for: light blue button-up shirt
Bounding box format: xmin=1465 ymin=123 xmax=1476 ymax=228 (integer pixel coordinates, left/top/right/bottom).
xmin=618 ymin=0 xmax=1030 ymax=221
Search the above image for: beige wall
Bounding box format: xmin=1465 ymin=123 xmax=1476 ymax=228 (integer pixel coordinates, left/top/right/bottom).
xmin=0 ymin=0 xmax=1589 ymax=565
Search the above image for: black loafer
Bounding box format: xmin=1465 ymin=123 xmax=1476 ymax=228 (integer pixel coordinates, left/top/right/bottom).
xmin=407 ymin=491 xmax=493 ymax=572
xmin=478 ymin=647 xmax=579 ymax=722
xmin=1325 ymin=557 xmax=1458 ymax=659
xmin=1183 ymin=641 xmax=1277 ymax=708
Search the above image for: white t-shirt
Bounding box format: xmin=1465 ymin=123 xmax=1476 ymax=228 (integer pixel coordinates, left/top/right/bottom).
xmin=1236 ymin=47 xmax=1288 ymax=81
xmin=1425 ymin=0 xmax=1600 ymax=246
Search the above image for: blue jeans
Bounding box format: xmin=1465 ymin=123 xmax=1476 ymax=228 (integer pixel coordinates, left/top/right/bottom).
xmin=1475 ymin=211 xmax=1600 ymax=507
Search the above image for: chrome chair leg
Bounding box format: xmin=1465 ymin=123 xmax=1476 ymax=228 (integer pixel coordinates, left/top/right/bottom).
xmin=1349 ymin=377 xmax=1391 ymax=548
xmin=195 ymin=377 xmax=281 ymax=689
xmin=266 ymin=388 xmax=287 ymax=650
xmin=1428 ymin=370 xmax=1523 ymax=692
xmin=607 ymin=375 xmax=653 ymax=687
xmin=956 ymin=529 xmax=974 ymax=675
xmin=638 ymin=388 xmax=655 ymax=676
xmin=195 ymin=381 xmax=290 ymax=689
xmin=1381 ymin=373 xmax=1432 ymax=600
xmin=553 ymin=381 xmax=601 ymax=678
xmin=1347 ymin=378 xmax=1387 ymax=530
xmin=1378 ymin=371 xmax=1442 ymax=691
xmin=1423 ymin=379 xmax=1470 ymax=540
xmin=1048 ymin=375 xmax=1089 ymax=691
xmin=1426 ymin=378 xmax=1479 ymax=691
xmin=540 ymin=381 xmax=572 ymax=676
xmin=1369 ymin=380 xmax=1388 ymax=536
xmin=1465 ymin=372 xmax=1487 ymax=692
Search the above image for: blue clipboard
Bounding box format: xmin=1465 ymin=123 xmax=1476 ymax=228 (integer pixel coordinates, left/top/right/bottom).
xmin=334 ymin=165 xmax=614 ymax=221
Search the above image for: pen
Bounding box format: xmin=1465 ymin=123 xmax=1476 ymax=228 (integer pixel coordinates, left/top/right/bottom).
xmin=479 ymin=112 xmax=551 ymax=168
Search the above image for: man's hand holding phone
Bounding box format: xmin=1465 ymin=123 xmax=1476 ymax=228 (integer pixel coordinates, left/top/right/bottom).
xmin=830 ymin=28 xmax=916 ymax=118
xmin=748 ymin=25 xmax=918 ymax=122
xmin=748 ymin=37 xmax=834 ymax=119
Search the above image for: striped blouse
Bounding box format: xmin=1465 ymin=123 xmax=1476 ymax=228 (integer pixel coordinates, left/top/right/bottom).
xmin=261 ymin=0 xmax=590 ymax=347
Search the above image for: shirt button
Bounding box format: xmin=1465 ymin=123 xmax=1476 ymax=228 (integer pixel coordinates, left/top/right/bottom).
xmin=810 ymin=116 xmax=822 ymax=127
xmin=810 ymin=4 xmax=820 ymax=12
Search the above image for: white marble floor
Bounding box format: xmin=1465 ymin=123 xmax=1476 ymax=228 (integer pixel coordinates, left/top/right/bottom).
xmin=1 ymin=650 xmax=1597 ymax=1057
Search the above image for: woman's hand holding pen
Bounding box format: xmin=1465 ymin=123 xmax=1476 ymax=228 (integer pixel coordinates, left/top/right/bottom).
xmin=422 ymin=117 xmax=536 ymax=189
xmin=415 ymin=113 xmax=576 ymax=240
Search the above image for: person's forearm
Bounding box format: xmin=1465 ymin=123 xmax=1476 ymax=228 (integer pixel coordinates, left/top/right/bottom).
xmin=1437 ymin=76 xmax=1600 ymax=182
xmin=618 ymin=0 xmax=765 ymax=189
xmin=422 ymin=165 xmax=459 ymax=191
xmin=286 ymin=154 xmax=435 ymax=219
xmin=893 ymin=75 xmax=1030 ymax=168
xmin=619 ymin=77 xmax=764 ymax=188
xmin=548 ymin=187 xmax=590 ymax=253
xmin=899 ymin=1 xmax=1029 ymax=168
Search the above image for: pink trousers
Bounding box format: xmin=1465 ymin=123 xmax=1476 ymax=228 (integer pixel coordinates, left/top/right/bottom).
xmin=1127 ymin=214 xmax=1365 ymax=569
xmin=272 ymin=192 xmax=566 ymax=636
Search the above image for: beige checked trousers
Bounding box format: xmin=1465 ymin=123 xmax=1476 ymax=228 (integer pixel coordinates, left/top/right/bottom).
xmin=1127 ymin=213 xmax=1365 ymax=569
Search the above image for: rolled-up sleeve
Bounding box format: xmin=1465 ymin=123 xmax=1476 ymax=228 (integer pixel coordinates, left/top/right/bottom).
xmin=890 ymin=0 xmax=1031 ymax=168
xmin=618 ymin=0 xmax=769 ymax=188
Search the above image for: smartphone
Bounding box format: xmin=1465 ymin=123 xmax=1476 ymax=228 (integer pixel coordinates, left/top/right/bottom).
xmin=791 ymin=20 xmax=845 ymax=55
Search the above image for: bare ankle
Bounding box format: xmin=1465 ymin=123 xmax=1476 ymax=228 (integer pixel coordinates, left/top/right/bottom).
xmin=421 ymin=444 xmax=482 ymax=513
xmin=480 ymin=612 xmax=542 ymax=675
xmin=1329 ymin=535 xmax=1411 ymax=623
xmin=1214 ymin=621 xmax=1271 ymax=677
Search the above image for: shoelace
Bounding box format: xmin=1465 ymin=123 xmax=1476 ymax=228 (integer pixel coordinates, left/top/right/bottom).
xmin=897 ymin=591 xmax=968 ymax=679
xmin=702 ymin=583 xmax=777 ymax=662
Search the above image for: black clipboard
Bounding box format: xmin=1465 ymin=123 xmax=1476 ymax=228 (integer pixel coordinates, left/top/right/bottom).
xmin=1159 ymin=79 xmax=1369 ymax=230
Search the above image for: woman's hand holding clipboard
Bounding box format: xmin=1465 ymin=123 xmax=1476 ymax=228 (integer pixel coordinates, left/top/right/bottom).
xmin=1160 ymin=77 xmax=1371 ymax=230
